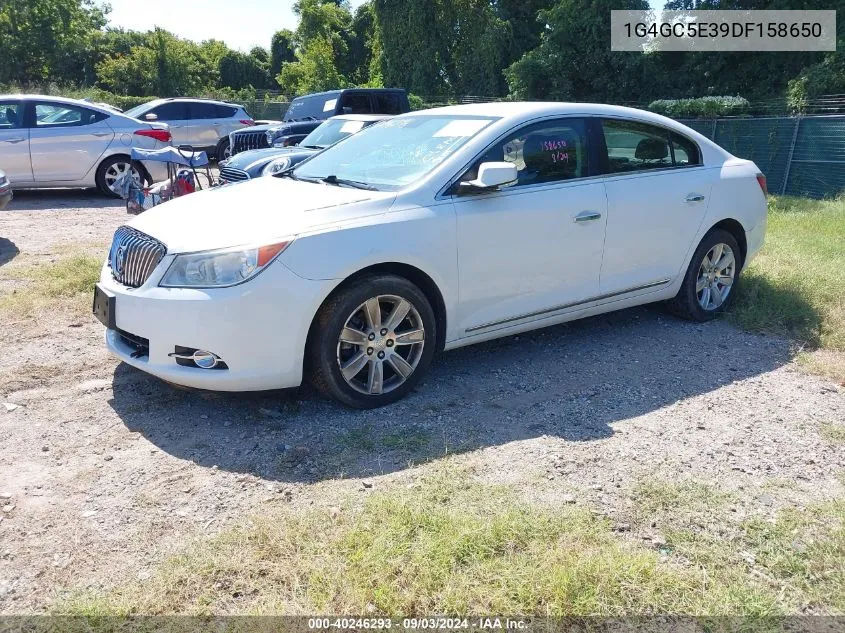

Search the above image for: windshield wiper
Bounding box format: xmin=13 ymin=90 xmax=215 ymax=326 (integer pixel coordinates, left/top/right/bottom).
xmin=302 ymin=145 xmax=323 ymax=150
xmin=321 ymin=174 xmax=378 ymax=191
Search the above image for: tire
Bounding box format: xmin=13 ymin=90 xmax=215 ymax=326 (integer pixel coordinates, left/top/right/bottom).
xmin=216 ymin=137 xmax=231 ymax=161
xmin=308 ymin=274 xmax=437 ymax=408
xmin=96 ymin=155 xmax=144 ymax=198
xmin=668 ymin=228 xmax=742 ymax=322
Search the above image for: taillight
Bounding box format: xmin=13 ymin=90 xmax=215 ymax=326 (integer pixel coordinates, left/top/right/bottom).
xmin=135 ymin=128 xmax=172 ymax=143
xmin=239 ymin=119 xmax=255 ymax=126
xmin=756 ymin=173 xmax=768 ymax=197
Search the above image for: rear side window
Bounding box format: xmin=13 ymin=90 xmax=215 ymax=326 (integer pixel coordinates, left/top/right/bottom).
xmin=670 ymin=132 xmax=701 ymax=166
xmin=601 ymin=119 xmax=672 ymax=173
xmin=372 ymin=92 xmax=402 ymax=115
xmin=462 ymin=117 xmax=590 ymax=188
xmin=150 ymin=102 xmax=189 ymax=121
xmin=339 ymin=93 xmax=372 ymax=115
xmin=34 ymin=103 xmax=107 ymax=127
xmin=189 ymin=102 xmax=217 ymax=119
xmin=0 ymin=101 xmax=23 ymax=129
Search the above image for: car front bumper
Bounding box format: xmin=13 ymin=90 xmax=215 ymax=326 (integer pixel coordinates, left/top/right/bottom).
xmin=98 ymin=257 xmax=333 ymax=391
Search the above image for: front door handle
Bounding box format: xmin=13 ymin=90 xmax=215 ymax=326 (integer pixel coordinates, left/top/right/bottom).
xmin=2 ymin=137 xmax=26 ymax=144
xmin=574 ymin=210 xmax=602 ymax=223
xmin=685 ymin=193 xmax=706 ymax=202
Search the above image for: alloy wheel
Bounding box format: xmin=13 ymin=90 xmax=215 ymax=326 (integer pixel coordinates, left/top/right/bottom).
xmin=104 ymin=161 xmax=142 ymax=191
xmin=336 ymin=294 xmax=426 ymax=395
xmin=696 ymin=242 xmax=736 ymax=311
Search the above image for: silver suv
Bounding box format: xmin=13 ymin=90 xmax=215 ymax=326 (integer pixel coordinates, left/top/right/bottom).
xmin=123 ymin=98 xmax=255 ymax=159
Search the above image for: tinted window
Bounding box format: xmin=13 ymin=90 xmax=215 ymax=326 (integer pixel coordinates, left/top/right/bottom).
xmin=373 ymin=93 xmax=402 ymax=115
xmin=0 ymin=101 xmax=22 ymax=129
xmin=214 ymin=104 xmax=237 ymax=118
xmin=602 ymin=119 xmax=672 ymax=173
xmin=339 ymin=93 xmax=372 ymax=114
xmin=464 ymin=118 xmax=589 ymax=188
xmin=670 ymin=132 xmax=701 ymax=166
xmin=150 ymin=102 xmax=190 ymax=121
xmin=34 ymin=103 xmax=107 ymax=127
xmin=284 ymin=94 xmax=339 ymax=121
xmin=190 ymin=102 xmax=218 ymax=119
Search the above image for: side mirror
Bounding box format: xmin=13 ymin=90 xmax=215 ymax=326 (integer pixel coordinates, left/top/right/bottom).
xmin=459 ymin=162 xmax=518 ymax=192
xmin=144 ymin=113 xmax=158 ymax=121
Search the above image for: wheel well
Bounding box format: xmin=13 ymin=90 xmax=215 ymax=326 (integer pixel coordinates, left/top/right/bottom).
xmin=305 ymin=262 xmax=449 ymax=365
xmin=711 ymin=218 xmax=747 ymax=266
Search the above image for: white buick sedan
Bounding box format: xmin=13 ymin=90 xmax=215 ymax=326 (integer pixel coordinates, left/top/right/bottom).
xmin=94 ymin=103 xmax=767 ymax=408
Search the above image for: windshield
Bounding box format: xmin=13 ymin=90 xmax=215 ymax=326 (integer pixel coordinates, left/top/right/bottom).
xmin=284 ymin=94 xmax=338 ymax=122
xmin=293 ymin=115 xmax=496 ymax=190
xmin=300 ymin=118 xmax=373 ymax=149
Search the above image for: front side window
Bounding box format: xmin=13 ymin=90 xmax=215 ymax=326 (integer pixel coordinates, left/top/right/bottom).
xmin=462 ymin=118 xmax=589 ymax=188
xmin=602 ymin=119 xmax=673 ymax=173
xmin=284 ymin=95 xmax=337 ymax=121
xmin=0 ymin=102 xmax=22 ymax=129
xmin=150 ymin=102 xmax=189 ymax=121
xmin=294 ymin=115 xmax=497 ymax=190
xmin=34 ymin=103 xmax=105 ymax=127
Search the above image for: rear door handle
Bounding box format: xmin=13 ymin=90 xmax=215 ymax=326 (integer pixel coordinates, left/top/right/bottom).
xmin=2 ymin=137 xmax=26 ymax=144
xmin=685 ymin=193 xmax=706 ymax=202
xmin=92 ymin=132 xmax=112 ymax=137
xmin=574 ymin=210 xmax=602 ymax=223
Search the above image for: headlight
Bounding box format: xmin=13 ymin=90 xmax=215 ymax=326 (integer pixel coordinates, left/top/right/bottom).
xmin=159 ymin=241 xmax=292 ymax=288
xmin=262 ymin=156 xmax=292 ymax=177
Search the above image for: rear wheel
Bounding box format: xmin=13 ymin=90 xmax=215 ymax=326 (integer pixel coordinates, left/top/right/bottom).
xmin=216 ymin=137 xmax=231 ymax=161
xmin=96 ymin=156 xmax=144 ymax=198
xmin=668 ymin=228 xmax=741 ymax=321
xmin=308 ymin=275 xmax=437 ymax=408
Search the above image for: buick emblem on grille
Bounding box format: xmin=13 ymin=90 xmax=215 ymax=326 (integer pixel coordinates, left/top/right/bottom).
xmin=114 ymin=245 xmax=126 ymax=275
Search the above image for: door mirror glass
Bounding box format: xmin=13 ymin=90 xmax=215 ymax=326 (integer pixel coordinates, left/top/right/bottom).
xmin=460 ymin=162 xmax=518 ymax=190
xmin=144 ymin=113 xmax=158 ymax=121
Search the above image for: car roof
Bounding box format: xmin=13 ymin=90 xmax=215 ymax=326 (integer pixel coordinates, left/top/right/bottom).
xmin=291 ymin=88 xmax=406 ymax=101
xmin=0 ymin=94 xmax=121 ymax=115
xmin=327 ymin=114 xmax=393 ymax=122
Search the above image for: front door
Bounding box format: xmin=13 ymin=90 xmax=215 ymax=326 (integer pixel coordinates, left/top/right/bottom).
xmin=0 ymin=99 xmax=32 ymax=182
xmin=452 ymin=117 xmax=607 ymax=335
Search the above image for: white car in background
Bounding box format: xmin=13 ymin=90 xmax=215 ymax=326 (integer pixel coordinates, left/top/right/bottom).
xmin=0 ymin=94 xmax=172 ymax=197
xmin=94 ymin=103 xmax=767 ymax=408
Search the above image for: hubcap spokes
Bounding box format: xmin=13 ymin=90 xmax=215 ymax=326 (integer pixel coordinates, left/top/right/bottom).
xmin=105 ymin=162 xmax=140 ymax=188
xmin=337 ymin=294 xmax=425 ymax=395
xmin=696 ymin=243 xmax=736 ymax=311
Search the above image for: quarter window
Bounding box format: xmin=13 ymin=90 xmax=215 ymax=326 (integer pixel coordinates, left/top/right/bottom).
xmin=463 ymin=118 xmax=589 ymax=188
xmin=670 ymin=132 xmax=701 ymax=166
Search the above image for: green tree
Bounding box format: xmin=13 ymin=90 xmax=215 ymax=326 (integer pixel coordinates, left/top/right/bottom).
xmin=0 ymin=0 xmax=107 ymax=85
xmin=505 ymin=0 xmax=650 ymax=102
xmin=278 ymin=36 xmax=346 ymax=94
xmin=219 ymin=49 xmax=270 ymax=90
xmin=270 ymin=29 xmax=297 ymax=79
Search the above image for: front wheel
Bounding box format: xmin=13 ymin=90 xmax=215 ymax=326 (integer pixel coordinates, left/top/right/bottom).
xmin=308 ymin=275 xmax=437 ymax=408
xmin=668 ymin=228 xmax=742 ymax=321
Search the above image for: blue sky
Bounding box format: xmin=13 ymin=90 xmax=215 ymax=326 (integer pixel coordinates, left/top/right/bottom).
xmin=100 ymin=0 xmax=662 ymax=52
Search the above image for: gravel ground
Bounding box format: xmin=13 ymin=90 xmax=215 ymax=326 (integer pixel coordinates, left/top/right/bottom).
xmin=1 ymin=190 xmax=844 ymax=612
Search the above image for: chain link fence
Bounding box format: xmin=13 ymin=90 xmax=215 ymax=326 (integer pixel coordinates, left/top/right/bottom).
xmin=678 ymin=115 xmax=845 ymax=199
xmin=243 ymin=100 xmax=290 ymax=121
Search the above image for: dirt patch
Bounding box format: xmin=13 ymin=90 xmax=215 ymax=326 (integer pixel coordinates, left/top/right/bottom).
xmin=1 ymin=193 xmax=844 ymax=612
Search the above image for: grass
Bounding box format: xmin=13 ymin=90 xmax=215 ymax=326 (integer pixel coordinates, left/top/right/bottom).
xmin=820 ymin=422 xmax=845 ymax=445
xmin=55 ymin=470 xmax=845 ymax=618
xmin=730 ymin=195 xmax=845 ymax=355
xmin=0 ymin=253 xmax=101 ymax=316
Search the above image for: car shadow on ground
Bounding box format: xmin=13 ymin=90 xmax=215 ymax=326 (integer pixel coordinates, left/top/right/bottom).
xmin=109 ymin=304 xmax=795 ymax=484
xmin=0 ymin=237 xmax=19 ymax=267
xmin=9 ymin=189 xmax=123 ymax=211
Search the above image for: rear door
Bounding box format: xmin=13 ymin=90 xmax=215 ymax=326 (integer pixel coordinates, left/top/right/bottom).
xmin=598 ymin=118 xmax=715 ymax=294
xmin=148 ymin=101 xmax=191 ymax=146
xmin=30 ymin=101 xmax=114 ymax=182
xmin=0 ymin=99 xmax=32 ymax=182
xmin=190 ymin=102 xmax=236 ymax=150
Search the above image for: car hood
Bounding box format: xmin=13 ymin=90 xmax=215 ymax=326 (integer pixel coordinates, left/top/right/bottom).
xmin=224 ymin=147 xmax=317 ymax=171
xmin=128 ymin=176 xmax=395 ymax=253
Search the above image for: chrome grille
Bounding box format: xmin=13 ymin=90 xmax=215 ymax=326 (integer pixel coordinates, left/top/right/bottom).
xmin=231 ymin=130 xmax=269 ymax=155
xmin=219 ymin=167 xmax=250 ymax=183
xmin=109 ymin=226 xmax=167 ymax=288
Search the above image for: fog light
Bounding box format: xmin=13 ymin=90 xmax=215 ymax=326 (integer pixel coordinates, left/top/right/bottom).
xmin=169 ymin=347 xmax=227 ymax=369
